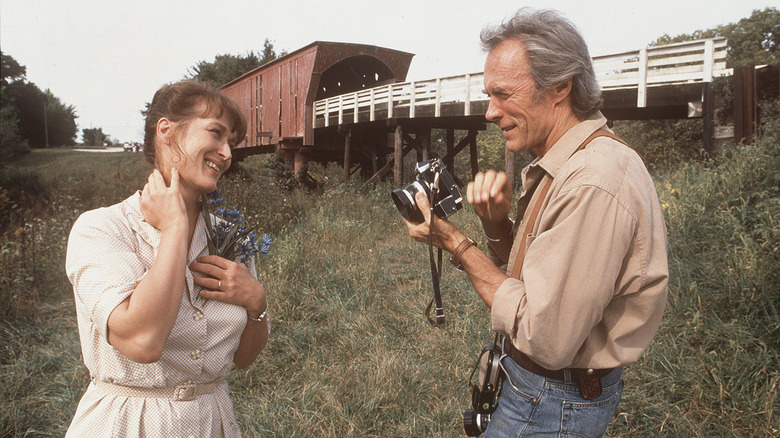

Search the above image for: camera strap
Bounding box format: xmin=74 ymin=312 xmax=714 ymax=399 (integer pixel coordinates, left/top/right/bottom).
xmin=425 ymin=175 xmax=446 ymax=327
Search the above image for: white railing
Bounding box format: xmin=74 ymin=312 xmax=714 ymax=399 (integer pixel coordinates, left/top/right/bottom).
xmin=313 ymin=38 xmax=730 ymax=127
xmin=313 ymin=72 xmax=486 ymax=127
xmin=592 ymin=37 xmax=730 ymax=107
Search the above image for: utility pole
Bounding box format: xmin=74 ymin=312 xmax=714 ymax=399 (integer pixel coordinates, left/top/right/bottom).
xmin=43 ymin=98 xmax=50 ymax=148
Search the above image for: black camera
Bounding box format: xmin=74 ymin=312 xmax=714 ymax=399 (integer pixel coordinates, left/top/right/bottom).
xmin=392 ymin=158 xmax=463 ymax=223
xmin=463 ymin=343 xmax=503 ymax=436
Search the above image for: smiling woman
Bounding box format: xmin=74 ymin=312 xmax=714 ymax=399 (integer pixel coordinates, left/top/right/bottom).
xmin=64 ymin=80 xmax=269 ymax=437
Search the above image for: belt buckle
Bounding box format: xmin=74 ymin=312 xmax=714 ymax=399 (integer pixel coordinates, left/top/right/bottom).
xmin=173 ymin=383 xmax=197 ymax=401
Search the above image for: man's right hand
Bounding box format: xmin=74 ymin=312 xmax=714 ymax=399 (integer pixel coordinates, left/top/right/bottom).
xmin=467 ymin=170 xmax=512 ymax=223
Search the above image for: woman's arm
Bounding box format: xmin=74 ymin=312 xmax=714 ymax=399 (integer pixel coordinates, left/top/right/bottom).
xmin=106 ymin=169 xmax=189 ymax=363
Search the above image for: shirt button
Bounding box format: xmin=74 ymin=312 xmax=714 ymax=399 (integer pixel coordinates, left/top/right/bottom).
xmin=190 ymin=349 xmax=202 ymax=360
xmin=192 ymin=310 xmax=204 ymax=321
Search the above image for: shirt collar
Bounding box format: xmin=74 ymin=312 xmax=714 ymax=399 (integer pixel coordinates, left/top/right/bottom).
xmin=123 ymin=191 xmax=208 ymax=264
xmin=533 ymin=111 xmax=608 ymax=179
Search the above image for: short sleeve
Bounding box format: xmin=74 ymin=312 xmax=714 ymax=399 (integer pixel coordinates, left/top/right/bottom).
xmin=66 ymin=208 xmax=148 ymax=343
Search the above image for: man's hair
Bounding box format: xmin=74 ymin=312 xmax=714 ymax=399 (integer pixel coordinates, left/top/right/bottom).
xmin=480 ymin=8 xmax=602 ymax=119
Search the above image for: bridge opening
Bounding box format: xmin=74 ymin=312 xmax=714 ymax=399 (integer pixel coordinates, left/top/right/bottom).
xmin=316 ymin=55 xmax=395 ymax=100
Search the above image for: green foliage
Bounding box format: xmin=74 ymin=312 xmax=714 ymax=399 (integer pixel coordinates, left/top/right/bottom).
xmin=1 ymin=117 xmax=779 ymax=434
xmin=1 ymin=51 xmax=26 ymax=86
xmin=188 ymin=39 xmax=283 ymax=88
xmin=609 ymin=106 xmax=780 ymax=437
xmin=81 ymin=127 xmax=106 ymax=146
xmin=1 ymin=52 xmax=78 ymax=149
xmin=652 ymin=7 xmax=779 ymax=67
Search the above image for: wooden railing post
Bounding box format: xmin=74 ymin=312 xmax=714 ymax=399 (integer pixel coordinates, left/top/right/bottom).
xmin=637 ymin=48 xmax=648 ymax=108
xmin=324 ymin=98 xmax=330 ymax=127
xmin=338 ymin=95 xmax=344 ymax=125
xmin=435 ymin=78 xmax=442 ymax=117
xmin=369 ymin=88 xmax=376 ymax=121
xmin=703 ymin=39 xmax=715 ymax=82
xmin=464 ymin=74 xmax=471 ymax=116
xmin=410 ymin=82 xmax=416 ymax=118
xmin=387 ymin=84 xmax=394 ymax=119
xmin=353 ymin=91 xmax=359 ymax=124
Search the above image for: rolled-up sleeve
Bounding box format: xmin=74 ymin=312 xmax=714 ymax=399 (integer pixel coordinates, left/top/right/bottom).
xmin=66 ymin=209 xmax=148 ymax=343
xmin=491 ymin=183 xmax=637 ymax=369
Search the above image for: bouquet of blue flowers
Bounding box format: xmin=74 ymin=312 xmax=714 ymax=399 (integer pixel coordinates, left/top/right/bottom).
xmin=200 ymin=190 xmax=271 ymax=267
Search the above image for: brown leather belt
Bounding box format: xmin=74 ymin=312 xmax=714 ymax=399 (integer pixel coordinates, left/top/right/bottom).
xmin=503 ymin=338 xmax=614 ymax=399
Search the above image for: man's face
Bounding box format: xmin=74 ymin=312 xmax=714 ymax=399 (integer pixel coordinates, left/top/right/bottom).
xmin=483 ymin=39 xmax=558 ymax=157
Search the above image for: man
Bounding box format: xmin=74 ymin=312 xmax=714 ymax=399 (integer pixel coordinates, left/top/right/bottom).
xmin=402 ymin=8 xmax=668 ymax=437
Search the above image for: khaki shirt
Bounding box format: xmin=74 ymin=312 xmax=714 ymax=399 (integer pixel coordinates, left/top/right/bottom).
xmin=488 ymin=112 xmax=668 ymax=370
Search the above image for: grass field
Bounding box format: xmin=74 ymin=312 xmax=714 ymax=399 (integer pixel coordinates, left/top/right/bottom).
xmin=1 ymin=118 xmax=778 ymax=436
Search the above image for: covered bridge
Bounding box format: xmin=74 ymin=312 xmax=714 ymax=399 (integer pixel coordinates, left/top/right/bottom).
xmin=220 ymin=41 xmax=414 ymax=175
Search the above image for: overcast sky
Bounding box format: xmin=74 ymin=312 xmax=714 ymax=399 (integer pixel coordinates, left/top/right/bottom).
xmin=1 ymin=0 xmax=775 ymax=143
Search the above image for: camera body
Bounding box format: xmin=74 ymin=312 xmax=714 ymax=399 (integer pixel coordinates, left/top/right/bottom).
xmin=463 ymin=343 xmax=504 ymax=436
xmin=392 ymin=158 xmax=463 ymax=223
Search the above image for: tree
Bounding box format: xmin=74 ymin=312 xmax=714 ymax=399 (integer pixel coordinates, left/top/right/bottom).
xmin=43 ymin=90 xmax=78 ymax=147
xmin=652 ymin=7 xmax=779 ymax=67
xmin=187 ymin=38 xmax=283 ymax=88
xmin=1 ymin=52 xmax=78 ymax=149
xmin=82 ymin=127 xmax=106 ymax=146
xmin=1 ymin=52 xmax=26 ymax=86
xmin=1 ymin=52 xmax=30 ymax=157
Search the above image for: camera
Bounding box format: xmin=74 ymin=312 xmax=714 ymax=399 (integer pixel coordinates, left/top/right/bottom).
xmin=463 ymin=343 xmax=503 ymax=436
xmin=392 ymin=158 xmax=463 ymax=223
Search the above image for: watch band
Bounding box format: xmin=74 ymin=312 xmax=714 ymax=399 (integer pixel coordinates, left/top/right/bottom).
xmin=449 ymin=237 xmax=476 ymax=271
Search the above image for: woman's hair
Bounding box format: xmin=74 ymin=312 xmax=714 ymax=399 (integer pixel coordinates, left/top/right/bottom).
xmin=143 ymin=80 xmax=247 ymax=166
xmin=480 ymin=8 xmax=602 ymax=120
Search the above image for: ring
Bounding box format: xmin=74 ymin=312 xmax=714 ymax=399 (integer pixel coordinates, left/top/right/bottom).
xmin=218 ymin=280 xmax=221 ymax=290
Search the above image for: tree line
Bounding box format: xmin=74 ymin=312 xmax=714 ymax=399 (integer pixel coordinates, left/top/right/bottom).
xmin=1 ymin=52 xmax=79 ymax=157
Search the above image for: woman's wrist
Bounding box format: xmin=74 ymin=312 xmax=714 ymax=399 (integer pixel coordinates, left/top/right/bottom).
xmin=246 ymin=298 xmax=269 ymax=320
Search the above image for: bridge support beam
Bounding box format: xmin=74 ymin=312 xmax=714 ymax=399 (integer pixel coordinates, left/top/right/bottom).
xmin=343 ymin=127 xmax=352 ymax=182
xmin=294 ymin=150 xmax=308 ymax=180
xmin=394 ymin=125 xmax=403 ymax=187
xmin=702 ymin=83 xmax=715 ymax=155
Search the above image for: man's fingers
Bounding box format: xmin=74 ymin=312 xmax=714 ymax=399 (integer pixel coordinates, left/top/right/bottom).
xmin=481 ymin=170 xmax=497 ymax=201
xmin=471 ymin=172 xmax=485 ymax=203
xmin=415 ymin=191 xmax=432 ymax=223
xmin=491 ymin=172 xmax=505 ymax=197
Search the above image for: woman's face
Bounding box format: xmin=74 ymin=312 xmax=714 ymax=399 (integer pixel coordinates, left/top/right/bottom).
xmin=157 ymin=109 xmax=234 ymax=200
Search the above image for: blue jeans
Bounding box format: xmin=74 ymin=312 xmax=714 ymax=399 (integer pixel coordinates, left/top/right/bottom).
xmin=484 ymin=354 xmax=623 ymax=438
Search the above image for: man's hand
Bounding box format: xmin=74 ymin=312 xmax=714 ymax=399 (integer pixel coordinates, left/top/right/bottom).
xmin=402 ymin=191 xmax=464 ymax=253
xmin=467 ymin=170 xmax=512 ymax=224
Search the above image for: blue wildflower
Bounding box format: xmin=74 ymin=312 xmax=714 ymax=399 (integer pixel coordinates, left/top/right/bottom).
xmin=200 ymin=191 xmax=271 ymax=268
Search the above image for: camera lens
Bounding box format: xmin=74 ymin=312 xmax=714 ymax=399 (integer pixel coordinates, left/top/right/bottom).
xmin=391 ymin=181 xmax=426 ymax=223
xmin=463 ymin=409 xmax=491 ymax=436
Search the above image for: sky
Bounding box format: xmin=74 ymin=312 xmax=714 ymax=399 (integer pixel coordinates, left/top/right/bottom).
xmin=1 ymin=0 xmax=776 ymax=143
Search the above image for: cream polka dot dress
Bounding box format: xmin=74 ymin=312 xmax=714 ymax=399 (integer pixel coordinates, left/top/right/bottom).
xmin=65 ymin=192 xmax=255 ymax=437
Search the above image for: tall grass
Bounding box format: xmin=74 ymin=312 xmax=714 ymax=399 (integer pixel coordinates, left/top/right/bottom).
xmin=1 ymin=112 xmax=778 ymax=436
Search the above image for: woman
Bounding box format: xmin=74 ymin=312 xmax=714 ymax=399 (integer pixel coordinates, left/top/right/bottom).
xmin=65 ymin=81 xmax=269 ymax=437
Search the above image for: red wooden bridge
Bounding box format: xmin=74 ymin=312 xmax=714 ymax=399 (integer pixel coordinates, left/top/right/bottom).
xmin=221 ymin=37 xmax=769 ymax=186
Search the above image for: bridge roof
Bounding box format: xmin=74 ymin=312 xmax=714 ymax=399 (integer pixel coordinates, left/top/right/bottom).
xmin=221 ymin=41 xmax=415 ymax=88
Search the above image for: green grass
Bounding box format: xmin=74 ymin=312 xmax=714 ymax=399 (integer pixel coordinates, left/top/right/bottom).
xmin=1 ymin=118 xmax=778 ymax=436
